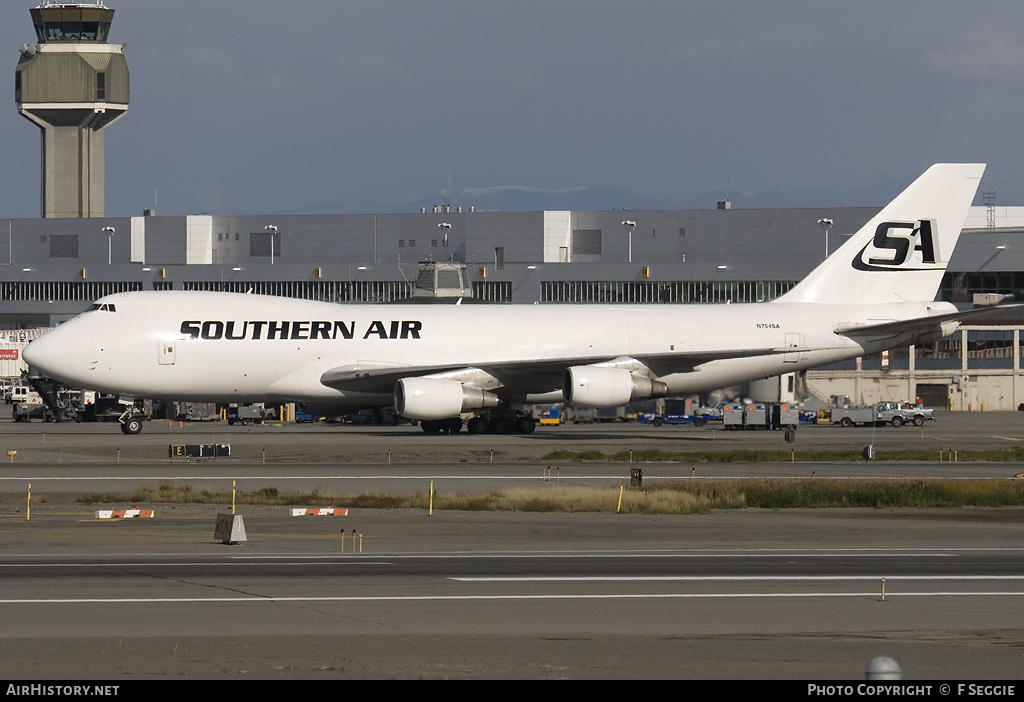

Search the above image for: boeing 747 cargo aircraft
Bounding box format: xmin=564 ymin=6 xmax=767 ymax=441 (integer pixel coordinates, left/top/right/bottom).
xmin=23 ymin=163 xmax=990 ymax=434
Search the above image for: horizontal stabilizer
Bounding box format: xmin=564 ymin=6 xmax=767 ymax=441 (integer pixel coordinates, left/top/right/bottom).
xmin=834 ymin=303 xmax=1024 ymax=338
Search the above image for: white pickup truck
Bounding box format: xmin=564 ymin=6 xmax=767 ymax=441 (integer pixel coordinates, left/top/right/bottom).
xmin=875 ymin=401 xmax=935 ymax=427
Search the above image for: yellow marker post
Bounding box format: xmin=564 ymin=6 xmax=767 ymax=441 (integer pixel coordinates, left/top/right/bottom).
xmin=232 ymin=480 xmax=236 ymax=514
xmin=616 ymin=478 xmax=625 ymax=513
xmin=429 ymin=480 xmax=434 ymax=515
xmin=26 ymin=483 xmax=30 ymax=521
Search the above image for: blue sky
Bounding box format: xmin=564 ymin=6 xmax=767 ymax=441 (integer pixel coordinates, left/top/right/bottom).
xmin=3 ymin=1 xmax=1024 ymax=217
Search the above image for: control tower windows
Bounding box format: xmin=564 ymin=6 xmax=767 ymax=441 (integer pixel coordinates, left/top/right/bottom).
xmin=31 ymin=6 xmax=114 ymax=43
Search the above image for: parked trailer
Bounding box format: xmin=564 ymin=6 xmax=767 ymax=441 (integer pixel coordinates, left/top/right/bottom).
xmin=722 ymin=403 xmax=746 ymax=429
xmin=722 ymin=402 xmax=799 ymax=430
xmin=770 ymin=403 xmax=800 ymax=429
xmin=226 ymin=403 xmax=274 ymax=426
xmin=723 ymin=402 xmax=769 ymax=429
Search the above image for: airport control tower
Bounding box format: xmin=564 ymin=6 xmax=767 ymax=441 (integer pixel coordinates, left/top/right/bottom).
xmin=15 ymin=2 xmax=129 ymax=218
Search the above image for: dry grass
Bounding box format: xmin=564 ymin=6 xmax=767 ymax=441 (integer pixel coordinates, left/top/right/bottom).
xmin=63 ymin=477 xmax=1024 ymax=514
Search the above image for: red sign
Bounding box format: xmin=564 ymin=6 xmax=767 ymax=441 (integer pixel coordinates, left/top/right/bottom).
xmin=0 ymin=350 xmax=19 ymax=360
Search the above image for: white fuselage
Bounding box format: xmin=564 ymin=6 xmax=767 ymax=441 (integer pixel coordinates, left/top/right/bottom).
xmin=22 ymin=290 xmax=955 ymax=408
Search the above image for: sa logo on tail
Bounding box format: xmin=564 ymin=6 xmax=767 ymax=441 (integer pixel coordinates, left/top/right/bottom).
xmin=852 ymin=219 xmax=939 ymax=271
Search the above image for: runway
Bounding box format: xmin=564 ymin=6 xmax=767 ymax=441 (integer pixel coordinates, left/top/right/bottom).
xmin=0 ymin=415 xmax=1022 ymax=679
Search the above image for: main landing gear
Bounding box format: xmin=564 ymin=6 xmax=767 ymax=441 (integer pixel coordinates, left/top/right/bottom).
xmin=420 ymin=410 xmax=536 ymax=435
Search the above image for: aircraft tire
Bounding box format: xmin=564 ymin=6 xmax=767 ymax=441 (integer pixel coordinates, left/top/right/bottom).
xmin=515 ymin=416 xmax=536 ymax=434
xmin=489 ymin=417 xmax=512 ymax=434
xmin=121 ymin=418 xmax=143 ymax=435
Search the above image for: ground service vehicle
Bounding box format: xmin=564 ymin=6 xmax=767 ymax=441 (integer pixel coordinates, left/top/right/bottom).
xmin=638 ymin=399 xmax=721 ymax=427
xmin=874 ymin=401 xmax=933 ymax=427
xmin=226 ymin=403 xmax=275 ymax=425
xmin=818 ymin=401 xmax=934 ymax=427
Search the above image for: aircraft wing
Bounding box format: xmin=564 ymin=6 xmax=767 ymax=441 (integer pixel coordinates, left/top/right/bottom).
xmin=319 ymin=346 xmax=786 ymax=396
xmin=834 ymin=304 xmax=1024 ymax=338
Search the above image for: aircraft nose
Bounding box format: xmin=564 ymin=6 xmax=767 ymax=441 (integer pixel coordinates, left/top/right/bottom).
xmin=21 ymin=318 xmax=89 ymax=385
xmin=22 ymin=336 xmax=44 ymax=369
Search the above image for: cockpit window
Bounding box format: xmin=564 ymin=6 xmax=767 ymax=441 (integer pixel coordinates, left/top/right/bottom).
xmin=87 ymin=303 xmax=117 ymax=312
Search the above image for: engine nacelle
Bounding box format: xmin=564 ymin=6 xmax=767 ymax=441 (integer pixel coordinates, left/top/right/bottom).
xmin=562 ymin=366 xmax=668 ymax=407
xmin=394 ymin=377 xmax=499 ymax=420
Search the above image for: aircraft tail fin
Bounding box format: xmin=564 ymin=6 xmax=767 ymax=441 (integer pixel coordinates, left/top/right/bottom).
xmin=775 ymin=163 xmax=985 ymax=305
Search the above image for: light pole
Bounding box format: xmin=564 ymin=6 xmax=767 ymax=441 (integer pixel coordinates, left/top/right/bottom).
xmin=438 ymin=222 xmax=451 ymax=260
xmin=101 ymin=226 xmax=115 ymax=265
xmin=264 ymin=225 xmax=277 ymax=264
xmin=818 ymin=219 xmax=833 ymax=260
xmin=622 ymin=220 xmax=636 ymax=263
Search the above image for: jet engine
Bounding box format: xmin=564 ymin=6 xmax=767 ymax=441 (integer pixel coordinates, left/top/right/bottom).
xmin=562 ymin=366 xmax=668 ymax=407
xmin=394 ymin=377 xmax=499 ymax=420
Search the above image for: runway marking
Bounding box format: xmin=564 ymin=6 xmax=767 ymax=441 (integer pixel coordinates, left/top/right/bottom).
xmin=0 ymin=554 xmax=981 ymax=568
xmin=993 ymin=436 xmax=1022 ymax=442
xmin=0 ymin=592 xmax=1023 ymax=604
xmin=229 ymin=548 xmax=1016 ymax=558
xmin=0 ymin=561 xmax=391 ymax=568
xmin=2 ymin=546 xmax=1022 ymax=566
xmin=451 ymin=575 xmax=1024 ymax=582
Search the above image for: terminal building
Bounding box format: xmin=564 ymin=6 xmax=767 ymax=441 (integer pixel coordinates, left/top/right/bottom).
xmin=4 ymin=205 xmax=1024 ymax=412
xmin=4 ymin=3 xmax=1024 ymax=413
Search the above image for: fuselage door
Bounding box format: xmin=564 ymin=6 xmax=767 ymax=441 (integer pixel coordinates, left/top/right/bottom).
xmin=158 ymin=338 xmax=175 ymax=365
xmin=784 ymin=332 xmax=800 ymax=363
